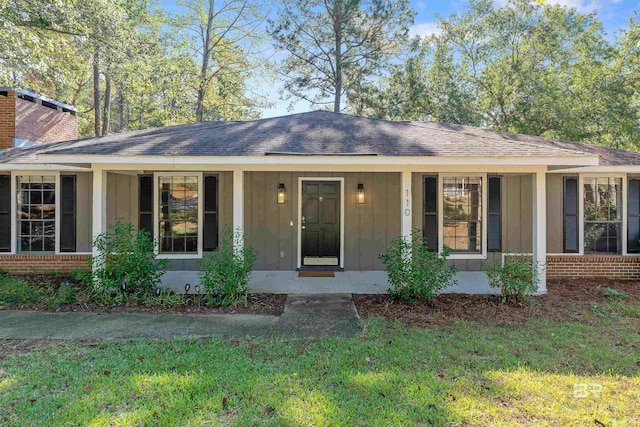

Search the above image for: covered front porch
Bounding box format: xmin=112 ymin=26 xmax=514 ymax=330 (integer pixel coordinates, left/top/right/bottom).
xmin=91 ymin=162 xmax=549 ymax=294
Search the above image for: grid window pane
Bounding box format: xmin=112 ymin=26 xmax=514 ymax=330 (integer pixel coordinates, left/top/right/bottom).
xmin=443 ymin=176 xmax=482 ymax=253
xmin=17 ymin=176 xmax=56 ymax=253
xmin=158 ymin=175 xmax=199 ymax=254
xmin=584 ymin=177 xmax=622 ymax=254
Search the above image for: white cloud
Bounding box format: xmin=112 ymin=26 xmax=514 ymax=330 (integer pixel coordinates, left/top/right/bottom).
xmin=414 ymin=0 xmax=428 ymax=11
xmin=409 ymin=21 xmax=442 ymax=39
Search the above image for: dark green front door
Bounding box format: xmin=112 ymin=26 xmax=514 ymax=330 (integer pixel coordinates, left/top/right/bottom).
xmin=301 ymin=181 xmax=340 ymax=266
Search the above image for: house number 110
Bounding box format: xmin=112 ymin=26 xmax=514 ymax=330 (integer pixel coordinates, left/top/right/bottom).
xmin=405 ymin=189 xmax=411 ymax=216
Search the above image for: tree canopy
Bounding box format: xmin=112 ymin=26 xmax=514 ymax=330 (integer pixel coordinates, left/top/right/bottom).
xmin=268 ymin=0 xmax=415 ymax=112
xmin=0 ymin=0 xmax=638 ymax=150
xmin=357 ymin=0 xmax=640 ymax=149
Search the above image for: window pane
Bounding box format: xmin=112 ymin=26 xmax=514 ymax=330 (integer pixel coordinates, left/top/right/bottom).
xmin=158 ymin=175 xmax=199 ymax=254
xmin=442 ymin=176 xmax=482 ymax=253
xmin=584 ymin=177 xmax=622 ymax=254
xmin=16 ymin=176 xmax=56 ymax=253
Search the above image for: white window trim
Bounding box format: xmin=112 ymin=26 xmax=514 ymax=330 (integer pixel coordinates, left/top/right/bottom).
xmin=578 ymin=173 xmax=628 ymax=256
xmin=8 ymin=171 xmax=61 ymax=255
xmin=438 ymin=172 xmax=488 ymax=259
xmin=296 ymin=177 xmax=345 ymax=269
xmin=153 ymin=172 xmax=204 ymax=260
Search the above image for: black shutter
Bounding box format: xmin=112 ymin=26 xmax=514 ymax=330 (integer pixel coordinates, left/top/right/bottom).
xmin=203 ymin=175 xmax=218 ymax=251
xmin=60 ymin=175 xmax=76 ymax=252
xmin=423 ymin=176 xmax=438 ymax=251
xmin=563 ymin=176 xmax=579 ymax=253
xmin=487 ymin=176 xmax=502 ymax=252
xmin=628 ymin=179 xmax=640 ymax=253
xmin=0 ymin=175 xmax=10 ymax=252
xmin=138 ymin=175 xmax=153 ymax=237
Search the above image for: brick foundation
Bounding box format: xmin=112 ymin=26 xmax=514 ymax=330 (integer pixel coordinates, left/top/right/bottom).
xmin=546 ymin=255 xmax=640 ymax=280
xmin=0 ymin=255 xmax=91 ymax=274
xmin=1 ymin=254 xmax=639 ymax=279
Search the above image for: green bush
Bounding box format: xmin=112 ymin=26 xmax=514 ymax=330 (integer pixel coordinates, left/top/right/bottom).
xmin=91 ymin=220 xmax=167 ymax=300
xmin=143 ymin=289 xmax=183 ymax=308
xmin=199 ymin=227 xmax=257 ymax=306
xmin=0 ymin=276 xmax=43 ymax=306
xmin=45 ymin=282 xmax=77 ymax=309
xmin=379 ymin=228 xmax=457 ymax=304
xmin=483 ymin=251 xmax=541 ymax=303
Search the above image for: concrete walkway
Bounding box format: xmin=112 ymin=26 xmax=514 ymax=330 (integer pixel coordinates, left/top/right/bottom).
xmin=0 ymin=294 xmax=362 ymax=340
xmin=277 ymin=294 xmax=362 ymax=338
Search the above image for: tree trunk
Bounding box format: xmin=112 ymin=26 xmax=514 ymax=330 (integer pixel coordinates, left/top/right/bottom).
xmin=93 ymin=53 xmax=101 ymax=137
xmin=196 ymin=0 xmax=215 ymax=122
xmin=102 ymin=71 xmax=111 ymax=136
xmin=118 ymin=85 xmax=125 ymax=132
xmin=333 ymin=4 xmax=342 ymax=113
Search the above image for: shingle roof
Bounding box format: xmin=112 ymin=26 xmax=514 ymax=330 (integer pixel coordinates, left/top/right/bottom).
xmin=1 ymin=110 xmax=637 ymax=164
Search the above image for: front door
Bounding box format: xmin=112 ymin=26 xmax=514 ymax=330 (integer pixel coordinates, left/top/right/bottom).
xmin=301 ymin=181 xmax=340 ymax=266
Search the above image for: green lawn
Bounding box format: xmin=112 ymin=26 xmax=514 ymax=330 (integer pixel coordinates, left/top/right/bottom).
xmin=1 ymin=301 xmax=639 ymax=426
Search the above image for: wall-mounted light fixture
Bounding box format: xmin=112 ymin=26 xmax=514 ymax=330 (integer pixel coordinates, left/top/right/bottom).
xmin=357 ymin=183 xmax=365 ymax=204
xmin=277 ymin=183 xmax=286 ymax=204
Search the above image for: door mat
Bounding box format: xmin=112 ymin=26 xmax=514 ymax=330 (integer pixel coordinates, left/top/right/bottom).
xmin=298 ymin=271 xmax=335 ymax=278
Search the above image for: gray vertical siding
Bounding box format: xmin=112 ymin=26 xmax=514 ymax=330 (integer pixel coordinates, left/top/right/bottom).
xmin=546 ymin=174 xmax=564 ymax=253
xmin=219 ymin=171 xmax=233 ymax=230
xmin=106 ymin=172 xmax=138 ymax=228
xmin=75 ymin=172 xmax=93 ymax=252
xmin=244 ymin=172 xmax=401 ymax=271
xmin=502 ymin=175 xmax=533 ymax=252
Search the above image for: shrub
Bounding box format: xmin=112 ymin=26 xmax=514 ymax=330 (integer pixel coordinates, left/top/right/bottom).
xmin=0 ymin=275 xmax=43 ymax=306
xmin=199 ymin=227 xmax=257 ymax=306
xmin=379 ymin=228 xmax=457 ymax=304
xmin=143 ymin=289 xmax=183 ymax=308
xmin=45 ymin=282 xmax=77 ymax=309
xmin=483 ymin=251 xmax=541 ymax=303
xmin=91 ymin=220 xmax=168 ymax=300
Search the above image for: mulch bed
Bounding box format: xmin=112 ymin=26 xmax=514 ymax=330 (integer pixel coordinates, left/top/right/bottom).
xmin=3 ymin=272 xmax=287 ymax=316
xmin=354 ymin=279 xmax=640 ymax=326
xmin=19 ymin=293 xmax=288 ymax=316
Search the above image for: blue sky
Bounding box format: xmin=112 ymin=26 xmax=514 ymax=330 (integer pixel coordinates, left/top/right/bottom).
xmin=160 ymin=0 xmax=639 ymax=117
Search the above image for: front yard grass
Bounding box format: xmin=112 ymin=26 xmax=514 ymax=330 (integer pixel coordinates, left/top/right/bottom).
xmin=1 ymin=297 xmax=638 ymax=426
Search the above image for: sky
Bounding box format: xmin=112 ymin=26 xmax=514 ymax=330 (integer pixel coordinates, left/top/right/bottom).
xmin=160 ymin=0 xmax=639 ymax=118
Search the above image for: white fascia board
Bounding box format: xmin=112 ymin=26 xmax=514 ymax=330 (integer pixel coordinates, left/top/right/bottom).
xmin=0 ymin=164 xmax=91 ymax=171
xmin=35 ymin=154 xmax=600 ymax=167
xmin=549 ymin=165 xmax=640 ymax=173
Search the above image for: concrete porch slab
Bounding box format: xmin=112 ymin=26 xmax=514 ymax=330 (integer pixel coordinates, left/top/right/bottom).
xmin=160 ymin=270 xmax=501 ymax=295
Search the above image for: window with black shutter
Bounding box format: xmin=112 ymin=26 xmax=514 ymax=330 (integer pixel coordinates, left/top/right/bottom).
xmin=60 ymin=175 xmax=76 ymax=252
xmin=563 ymin=176 xmax=579 ymax=253
xmin=628 ymin=178 xmax=640 ymax=253
xmin=487 ymin=176 xmax=502 ymax=252
xmin=203 ymin=175 xmax=219 ymax=251
xmin=0 ymin=175 xmax=10 ymax=252
xmin=423 ymin=176 xmax=438 ymax=251
xmin=138 ymin=175 xmax=153 ymax=238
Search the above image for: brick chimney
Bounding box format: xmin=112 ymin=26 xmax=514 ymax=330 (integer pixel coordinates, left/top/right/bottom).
xmin=0 ymin=88 xmax=78 ymax=150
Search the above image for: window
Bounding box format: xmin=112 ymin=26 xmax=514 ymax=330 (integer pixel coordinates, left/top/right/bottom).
xmin=583 ymin=177 xmax=622 ymax=253
xmin=158 ymin=175 xmax=199 ymax=254
xmin=17 ymin=176 xmax=56 ymax=252
xmin=443 ymin=176 xmax=482 ymax=253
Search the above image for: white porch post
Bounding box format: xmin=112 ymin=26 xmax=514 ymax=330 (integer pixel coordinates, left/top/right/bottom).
xmin=233 ymin=170 xmax=244 ymax=251
xmin=532 ymin=169 xmax=547 ymax=294
xmin=401 ymin=171 xmax=413 ymax=241
xmin=91 ymin=167 xmax=107 ymax=273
